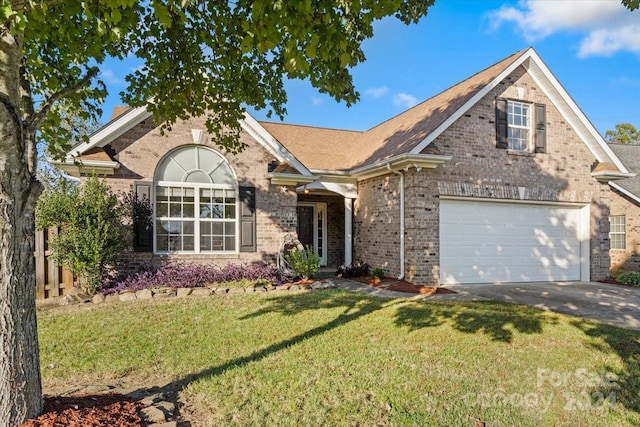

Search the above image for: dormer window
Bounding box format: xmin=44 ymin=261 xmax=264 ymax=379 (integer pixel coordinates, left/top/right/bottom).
xmin=496 ymin=98 xmax=546 ymax=154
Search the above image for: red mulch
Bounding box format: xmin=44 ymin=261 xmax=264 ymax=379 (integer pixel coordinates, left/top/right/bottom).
xmin=21 ymin=394 xmax=144 ymax=427
xmin=349 ymin=276 xmax=456 ymax=295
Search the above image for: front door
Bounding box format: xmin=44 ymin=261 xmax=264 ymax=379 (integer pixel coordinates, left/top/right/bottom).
xmin=296 ymin=203 xmax=327 ymax=266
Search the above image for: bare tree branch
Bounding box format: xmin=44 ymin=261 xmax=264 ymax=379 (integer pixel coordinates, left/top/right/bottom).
xmin=28 ymin=66 xmax=98 ymax=129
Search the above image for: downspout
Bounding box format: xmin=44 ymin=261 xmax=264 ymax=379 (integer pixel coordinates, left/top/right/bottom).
xmin=387 ymin=164 xmax=405 ymax=280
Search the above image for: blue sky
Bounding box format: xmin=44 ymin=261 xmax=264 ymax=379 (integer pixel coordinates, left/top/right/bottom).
xmin=99 ymin=0 xmax=640 ymax=135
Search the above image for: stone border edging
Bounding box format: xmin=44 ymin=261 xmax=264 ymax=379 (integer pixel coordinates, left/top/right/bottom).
xmin=54 ymin=279 xmax=339 ymax=306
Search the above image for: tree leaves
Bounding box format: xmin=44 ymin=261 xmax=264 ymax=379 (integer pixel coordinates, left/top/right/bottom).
xmin=605 ymin=123 xmax=640 ymax=145
xmin=15 ymin=0 xmax=434 ymax=157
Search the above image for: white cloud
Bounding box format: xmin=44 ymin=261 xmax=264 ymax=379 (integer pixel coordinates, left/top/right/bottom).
xmin=489 ymin=0 xmax=640 ymax=56
xmin=365 ymin=86 xmax=389 ymax=98
xmin=393 ymin=92 xmax=419 ymax=109
xmin=311 ymin=97 xmax=323 ymax=106
xmin=100 ymin=68 xmax=124 ymax=85
xmin=578 ymin=24 xmax=640 ymax=57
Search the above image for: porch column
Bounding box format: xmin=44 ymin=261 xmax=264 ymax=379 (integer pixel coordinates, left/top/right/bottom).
xmin=344 ymin=197 xmax=353 ymax=265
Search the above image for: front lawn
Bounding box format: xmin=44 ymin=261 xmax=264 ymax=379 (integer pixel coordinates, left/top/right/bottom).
xmin=38 ymin=291 xmax=640 ymax=426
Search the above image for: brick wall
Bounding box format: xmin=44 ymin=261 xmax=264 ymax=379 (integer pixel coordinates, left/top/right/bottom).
xmin=355 ymin=65 xmax=612 ymax=284
xmin=84 ymin=116 xmax=298 ymax=271
xmin=609 ymin=190 xmax=640 ymax=272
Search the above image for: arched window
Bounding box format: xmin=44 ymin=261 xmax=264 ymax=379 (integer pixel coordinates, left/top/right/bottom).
xmin=154 ymin=146 xmax=237 ymax=253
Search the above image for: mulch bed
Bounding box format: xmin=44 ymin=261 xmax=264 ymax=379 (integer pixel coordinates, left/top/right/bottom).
xmin=21 ymin=394 xmax=144 ymax=427
xmin=349 ymin=276 xmax=456 ymax=295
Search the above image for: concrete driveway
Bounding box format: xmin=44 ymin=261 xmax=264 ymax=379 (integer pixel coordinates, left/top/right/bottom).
xmin=443 ymin=281 xmax=640 ymax=331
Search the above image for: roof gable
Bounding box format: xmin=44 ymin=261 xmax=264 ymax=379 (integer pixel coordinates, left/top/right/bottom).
xmin=64 ymin=107 xmax=314 ymax=176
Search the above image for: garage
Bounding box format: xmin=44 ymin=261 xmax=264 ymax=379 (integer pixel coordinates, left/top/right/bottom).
xmin=439 ymin=199 xmax=590 ymax=284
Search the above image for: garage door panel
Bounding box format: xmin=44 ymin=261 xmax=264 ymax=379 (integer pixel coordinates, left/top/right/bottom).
xmin=440 ymin=200 xmax=585 ymax=284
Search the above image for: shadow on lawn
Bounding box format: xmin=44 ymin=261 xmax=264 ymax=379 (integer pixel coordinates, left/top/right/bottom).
xmin=142 ymin=291 xmax=639 ymax=423
xmin=394 ymin=300 xmax=554 ymax=342
xmin=569 ymin=319 xmax=640 ymax=415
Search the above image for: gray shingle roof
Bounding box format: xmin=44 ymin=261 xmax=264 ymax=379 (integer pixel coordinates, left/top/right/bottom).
xmin=609 ymin=144 xmax=640 ymax=200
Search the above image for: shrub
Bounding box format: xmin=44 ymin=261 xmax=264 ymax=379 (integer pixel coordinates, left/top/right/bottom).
xmin=336 ymin=261 xmax=369 ymax=278
xmin=285 ymin=245 xmax=320 ymax=280
xmin=615 ymin=271 xmax=640 ymax=287
xmin=36 ymin=176 xmax=128 ymax=295
xmin=371 ymin=268 xmax=385 ymax=280
xmin=102 ymin=262 xmax=283 ymax=294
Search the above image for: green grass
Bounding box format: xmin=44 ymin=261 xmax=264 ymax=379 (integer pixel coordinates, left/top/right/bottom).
xmin=38 ymin=291 xmax=640 ymax=426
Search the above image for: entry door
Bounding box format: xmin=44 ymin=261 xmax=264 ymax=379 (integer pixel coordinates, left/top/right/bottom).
xmin=296 ymin=203 xmax=327 ymax=266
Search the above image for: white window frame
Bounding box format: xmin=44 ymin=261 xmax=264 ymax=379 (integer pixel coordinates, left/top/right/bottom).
xmin=154 ymin=146 xmax=239 ymax=255
xmin=609 ymin=215 xmax=626 ymax=251
xmin=507 ymin=100 xmax=531 ymax=152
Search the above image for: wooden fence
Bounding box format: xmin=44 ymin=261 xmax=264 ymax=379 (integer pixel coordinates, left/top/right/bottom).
xmin=34 ymin=227 xmax=74 ymax=300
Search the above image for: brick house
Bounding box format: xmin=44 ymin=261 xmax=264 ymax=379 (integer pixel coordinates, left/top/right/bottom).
xmin=58 ymin=47 xmax=631 ymax=285
xmin=607 ymin=144 xmax=640 ymax=272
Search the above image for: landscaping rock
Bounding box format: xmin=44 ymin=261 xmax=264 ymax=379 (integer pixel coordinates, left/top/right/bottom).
xmin=155 ymin=400 xmax=176 ymax=416
xmin=244 ymin=287 xmax=255 ymax=293
xmin=136 ymin=289 xmax=154 ymax=300
xmin=311 ymin=280 xmax=337 ymax=290
xmin=191 ymin=287 xmax=212 ymax=297
xmin=255 ymin=287 xmax=267 ymax=292
xmin=148 ymin=423 xmax=177 ymax=427
xmin=104 ymin=293 xmax=120 ymax=303
xmin=119 ymin=292 xmax=137 ymax=302
xmin=138 ymin=392 xmax=165 ymax=406
xmin=289 ymin=285 xmax=300 ymax=291
xmin=141 ymin=405 xmax=167 ymax=423
xmin=228 ymin=287 xmax=244 ymax=294
xmin=153 ymin=287 xmax=176 ymax=298
xmin=176 ymin=287 xmax=192 ymax=297
xmin=215 ymin=288 xmax=229 ymax=294
xmin=59 ymin=295 xmax=76 ymax=306
xmin=92 ymin=293 xmax=105 ymax=304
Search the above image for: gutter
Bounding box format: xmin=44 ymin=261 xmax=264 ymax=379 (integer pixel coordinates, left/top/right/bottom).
xmin=387 ymin=163 xmax=405 ymax=280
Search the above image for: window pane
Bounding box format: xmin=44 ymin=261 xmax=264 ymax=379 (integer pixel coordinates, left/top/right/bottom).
xmin=224 ymin=222 xmax=235 ymax=236
xmin=156 ymin=202 xmax=169 ymax=217
xmin=225 ymin=236 xmax=235 ymax=251
xmin=212 ymin=223 xmax=223 ymax=235
xmin=225 ymin=205 xmax=236 ymax=219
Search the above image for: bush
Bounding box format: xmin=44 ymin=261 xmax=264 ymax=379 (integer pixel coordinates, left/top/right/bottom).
xmin=615 ymin=271 xmax=640 ymax=287
xmin=36 ymin=176 xmax=128 ymax=295
xmin=371 ymin=268 xmax=385 ymax=280
xmin=102 ymin=262 xmax=283 ymax=294
xmin=336 ymin=261 xmax=370 ymax=278
xmin=285 ymin=245 xmax=320 ymax=280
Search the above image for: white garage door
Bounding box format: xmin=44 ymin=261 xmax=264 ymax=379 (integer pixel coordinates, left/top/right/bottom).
xmin=440 ymin=199 xmax=588 ymax=284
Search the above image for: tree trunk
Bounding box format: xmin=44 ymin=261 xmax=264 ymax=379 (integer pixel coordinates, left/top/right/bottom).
xmin=0 ymin=24 xmax=44 ymax=426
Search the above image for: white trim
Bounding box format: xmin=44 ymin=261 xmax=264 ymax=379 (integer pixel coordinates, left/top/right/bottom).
xmin=240 ymin=113 xmax=313 ymax=176
xmin=344 ymin=198 xmax=353 ymax=266
xmin=609 ymin=181 xmax=640 ymax=205
xmin=350 ymin=153 xmax=451 ymax=181
xmin=297 ymin=181 xmax=357 ymax=199
xmin=387 ymin=165 xmax=405 ymax=280
xmin=408 ymin=48 xmax=629 ymax=175
xmin=69 ymin=106 xmax=153 ymax=158
xmin=409 ymin=52 xmax=528 ymax=156
xmin=523 ymin=50 xmax=628 ymax=173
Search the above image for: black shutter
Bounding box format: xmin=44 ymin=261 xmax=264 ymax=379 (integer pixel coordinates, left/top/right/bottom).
xmin=239 ymin=186 xmax=256 ymax=252
xmin=495 ymin=98 xmax=508 ymax=149
xmin=134 ymin=181 xmax=153 ymax=252
xmin=535 ymin=103 xmax=546 ymax=154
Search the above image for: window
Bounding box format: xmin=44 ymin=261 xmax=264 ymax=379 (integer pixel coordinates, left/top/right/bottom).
xmin=507 ymin=101 xmax=530 ymax=151
xmin=610 ymin=215 xmax=626 ymax=250
xmin=495 ymin=99 xmax=546 ymax=153
xmin=154 ymin=146 xmax=237 ymax=253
